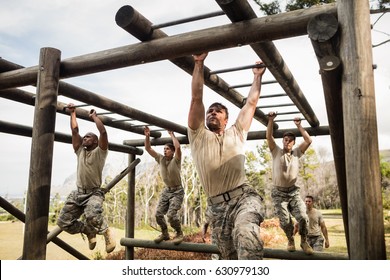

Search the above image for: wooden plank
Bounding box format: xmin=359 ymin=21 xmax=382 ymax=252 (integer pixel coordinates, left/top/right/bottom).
xmin=22 ymin=48 xmax=61 ymax=260
xmin=338 ymin=0 xmax=386 ymax=259
xmin=308 ymin=12 xmax=350 ymax=255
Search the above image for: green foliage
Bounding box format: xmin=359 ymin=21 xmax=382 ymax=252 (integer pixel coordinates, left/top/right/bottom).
xmin=299 ymin=147 xmax=320 ymax=193
xmin=371 ymin=0 xmax=390 ymax=9
xmin=245 ymin=142 xmax=271 ymax=196
xmin=0 ymin=214 xmax=17 ymax=222
xmin=253 ymin=0 xmax=389 ymax=14
xmin=253 ymin=0 xmax=335 ymax=15
xmin=383 ymin=188 xmax=390 ymax=210
xmin=380 ymin=154 xmax=390 ymax=209
xmin=253 ymin=0 xmax=281 ymax=15
xmin=49 ymin=193 xmax=63 ymax=225
xmin=380 ymin=154 xmax=390 ymax=179
xmin=92 ymin=250 xmax=104 ymax=260
xmin=285 ymin=0 xmax=335 ymax=11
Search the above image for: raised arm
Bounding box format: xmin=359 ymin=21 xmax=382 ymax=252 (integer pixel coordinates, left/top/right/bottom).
xmin=90 ymin=109 xmax=108 ymax=151
xmin=67 ymin=103 xmax=82 ymax=152
xmin=294 ymin=117 xmax=312 ymax=153
xmin=144 ymin=126 xmax=158 ymax=159
xmin=266 ymin=112 xmax=277 ymax=152
xmin=236 ymin=62 xmax=266 ymax=131
xmin=188 ymin=52 xmax=208 ymax=130
xmin=168 ymin=130 xmax=181 ymax=160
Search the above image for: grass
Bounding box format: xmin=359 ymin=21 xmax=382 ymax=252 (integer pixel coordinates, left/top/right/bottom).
xmin=0 ymin=213 xmax=389 ymax=259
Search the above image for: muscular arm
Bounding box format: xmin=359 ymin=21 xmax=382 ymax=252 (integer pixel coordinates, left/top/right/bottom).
xmin=188 ymin=53 xmax=208 ymax=130
xmin=266 ymin=112 xmax=277 ymax=152
xmin=90 ymin=109 xmax=108 ymax=151
xmin=320 ymin=221 xmax=330 ymax=248
xmin=144 ymin=126 xmax=158 ymax=159
xmin=169 ymin=131 xmax=181 ymax=160
xmin=295 ymin=118 xmax=312 ymax=153
xmin=68 ymin=104 xmax=82 ymax=152
xmin=236 ymin=62 xmax=266 ymax=131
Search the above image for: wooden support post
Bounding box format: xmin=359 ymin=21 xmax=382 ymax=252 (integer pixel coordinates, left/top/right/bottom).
xmin=125 ymin=154 xmax=137 ymax=260
xmin=307 ymin=12 xmax=350 ymax=256
xmin=22 ymin=48 xmax=61 ymax=260
xmin=338 ymin=0 xmax=386 ymax=259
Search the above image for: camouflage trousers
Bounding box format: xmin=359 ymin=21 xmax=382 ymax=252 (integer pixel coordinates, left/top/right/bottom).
xmin=308 ymin=235 xmax=324 ymax=251
xmin=271 ymin=186 xmax=308 ymax=240
xmin=57 ymin=188 xmax=108 ymax=235
xmin=208 ymin=185 xmax=264 ymax=260
xmin=155 ymin=186 xmax=184 ymax=233
xmin=205 ymin=206 xmax=221 ymax=260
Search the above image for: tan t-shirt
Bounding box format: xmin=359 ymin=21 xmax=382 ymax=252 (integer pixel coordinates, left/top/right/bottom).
xmin=155 ymin=154 xmax=182 ymax=187
xmin=271 ymin=145 xmax=302 ymax=188
xmin=76 ymin=146 xmax=108 ymax=189
xmin=188 ymin=121 xmax=247 ymax=197
xmin=307 ymin=207 xmax=324 ymax=236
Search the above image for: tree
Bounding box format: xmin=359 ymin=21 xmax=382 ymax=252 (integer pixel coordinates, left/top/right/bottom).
xmin=298 ymin=147 xmax=320 ymax=194
xmin=135 ymin=162 xmax=162 ymax=228
xmin=253 ymin=0 xmax=335 ymax=15
xmin=380 ymin=154 xmax=390 ymax=209
xmin=244 ymin=141 xmax=275 ymax=218
xmin=103 ymin=177 xmax=129 ymax=227
xmin=253 ymin=0 xmax=389 ymax=15
xmin=180 ymin=146 xmax=201 ymax=227
xmin=49 ymin=193 xmax=63 ymax=225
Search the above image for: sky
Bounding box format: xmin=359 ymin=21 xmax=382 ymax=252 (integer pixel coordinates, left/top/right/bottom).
xmin=0 ymin=0 xmax=389 ymax=197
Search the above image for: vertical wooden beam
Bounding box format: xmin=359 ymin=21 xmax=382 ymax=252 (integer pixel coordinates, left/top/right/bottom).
xmin=338 ymin=0 xmax=386 ymax=259
xmin=22 ymin=47 xmax=61 ymax=259
xmin=307 ymin=13 xmax=350 ymax=256
xmin=125 ymin=153 xmax=136 ymax=260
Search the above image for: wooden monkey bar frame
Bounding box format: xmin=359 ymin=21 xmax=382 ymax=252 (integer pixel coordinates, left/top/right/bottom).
xmin=0 ymin=0 xmax=386 ymax=260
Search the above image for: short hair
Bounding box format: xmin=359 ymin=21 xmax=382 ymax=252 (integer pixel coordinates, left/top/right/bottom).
xmin=208 ymin=102 xmax=229 ymax=119
xmin=85 ymin=132 xmax=98 ymax=141
xmin=165 ymin=143 xmax=175 ymax=152
xmin=305 ymin=195 xmax=314 ymax=202
xmin=283 ymin=131 xmax=296 ymax=141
